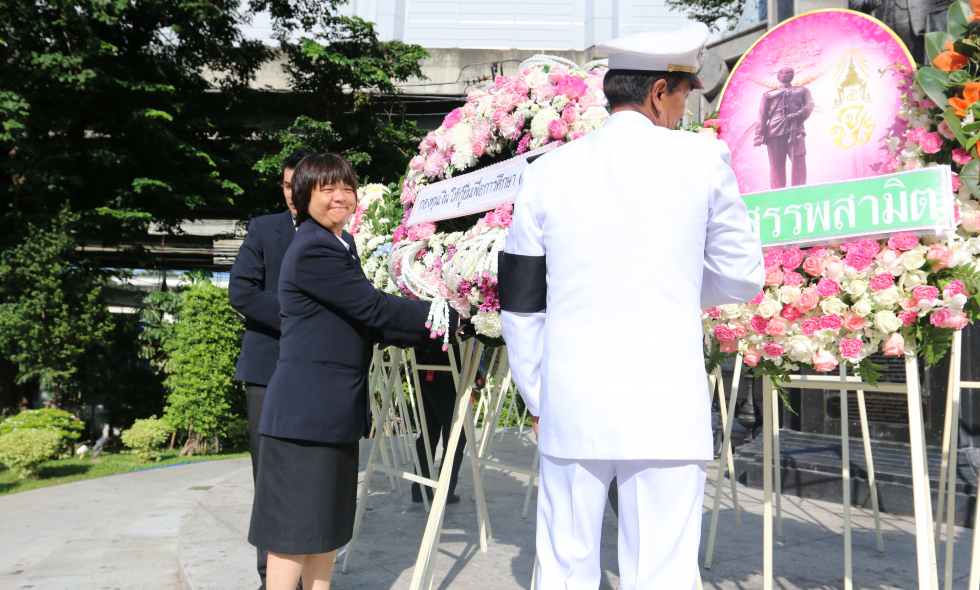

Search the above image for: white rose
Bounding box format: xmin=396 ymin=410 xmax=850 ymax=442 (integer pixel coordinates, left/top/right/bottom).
xmin=756 ymin=296 xmax=782 ymax=318
xmin=820 ymin=297 xmax=848 ymax=316
xmin=851 ymin=298 xmax=873 ymax=317
xmin=898 ymin=270 xmax=927 ymax=290
xmin=872 ymin=310 xmax=902 ymax=333
xmin=784 ymin=335 xmax=815 ymax=363
xmin=779 ymin=286 xmax=802 ymax=304
xmin=580 ymin=106 xmax=608 ymax=123
xmin=871 ymin=286 xmax=902 ymax=308
xmin=845 ymin=279 xmax=868 ymax=298
xmin=901 ymin=246 xmax=927 ymax=270
xmin=524 ymin=69 xmax=548 ymax=88
xmin=720 ymin=303 xmax=743 ymax=320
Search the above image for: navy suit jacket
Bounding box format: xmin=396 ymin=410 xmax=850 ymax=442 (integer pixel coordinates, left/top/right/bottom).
xmin=259 ymin=218 xmax=451 ymax=443
xmin=229 ymin=210 xmax=358 ymax=386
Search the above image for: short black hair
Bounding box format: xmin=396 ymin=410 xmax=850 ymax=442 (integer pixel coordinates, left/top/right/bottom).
xmin=603 ymin=70 xmax=689 ymax=109
xmin=291 ymin=153 xmax=359 ymax=227
xmin=283 ymin=149 xmax=315 ymax=173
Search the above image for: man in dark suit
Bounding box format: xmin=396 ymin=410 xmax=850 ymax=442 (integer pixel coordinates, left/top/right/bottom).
xmin=229 ymin=149 xmax=318 ymax=590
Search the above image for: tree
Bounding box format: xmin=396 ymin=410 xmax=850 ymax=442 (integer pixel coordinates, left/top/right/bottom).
xmin=250 ymin=0 xmax=429 ymax=196
xmin=0 ymin=207 xmax=115 ymax=403
xmin=666 ymin=0 xmax=746 ymax=32
xmin=162 ymin=277 xmax=244 ymax=454
xmin=0 ymin=0 xmax=271 ymax=251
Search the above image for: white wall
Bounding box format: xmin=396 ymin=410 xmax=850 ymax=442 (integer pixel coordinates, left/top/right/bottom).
xmin=243 ymin=0 xmax=697 ymax=51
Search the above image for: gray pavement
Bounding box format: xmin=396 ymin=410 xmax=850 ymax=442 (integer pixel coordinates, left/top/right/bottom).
xmin=2 ymin=430 xmax=977 ymax=589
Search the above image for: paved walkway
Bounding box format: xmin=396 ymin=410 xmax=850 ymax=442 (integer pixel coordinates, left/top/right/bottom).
xmin=2 ymin=430 xmax=977 ymax=589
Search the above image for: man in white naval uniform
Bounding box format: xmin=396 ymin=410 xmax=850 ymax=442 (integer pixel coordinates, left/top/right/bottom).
xmin=498 ymin=24 xmax=764 ymax=589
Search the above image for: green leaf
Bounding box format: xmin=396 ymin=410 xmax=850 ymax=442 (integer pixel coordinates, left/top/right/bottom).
xmin=951 ymin=68 xmax=973 ymax=85
xmin=943 ymin=108 xmax=971 ymax=146
xmin=960 ymin=158 xmax=980 ymax=198
xmin=949 ymin=0 xmax=973 ymax=37
xmin=917 ymin=68 xmax=951 ymax=109
xmin=854 ymin=358 xmax=885 ymax=387
xmin=927 ymin=31 xmax=956 ymax=62
xmin=953 ymin=38 xmax=980 ymax=58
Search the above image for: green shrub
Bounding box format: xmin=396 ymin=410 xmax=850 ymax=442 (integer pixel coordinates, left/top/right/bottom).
xmin=0 ymin=429 xmax=62 ymax=478
xmin=223 ymin=417 xmax=250 ymax=449
xmin=121 ymin=416 xmax=173 ymax=462
xmin=0 ymin=409 xmax=85 ymax=448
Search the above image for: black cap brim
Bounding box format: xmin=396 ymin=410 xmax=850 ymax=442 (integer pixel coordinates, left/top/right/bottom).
xmin=681 ymin=72 xmax=704 ymax=90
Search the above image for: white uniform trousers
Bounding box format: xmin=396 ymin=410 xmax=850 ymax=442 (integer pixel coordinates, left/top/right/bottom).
xmin=536 ymin=454 xmax=707 ymax=590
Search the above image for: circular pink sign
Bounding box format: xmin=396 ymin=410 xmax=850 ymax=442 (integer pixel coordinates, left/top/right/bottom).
xmin=717 ymin=9 xmax=914 ymax=194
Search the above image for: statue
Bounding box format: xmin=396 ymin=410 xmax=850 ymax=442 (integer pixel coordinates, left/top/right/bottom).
xmin=754 ymin=67 xmax=815 ymax=188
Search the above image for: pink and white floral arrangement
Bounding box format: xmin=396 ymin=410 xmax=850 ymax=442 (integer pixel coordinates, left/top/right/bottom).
xmin=702 ymin=60 xmax=980 ymax=380
xmin=383 ymin=56 xmax=610 ymax=346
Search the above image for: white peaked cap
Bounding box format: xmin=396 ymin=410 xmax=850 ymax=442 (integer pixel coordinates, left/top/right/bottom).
xmin=595 ymin=23 xmax=709 ymax=89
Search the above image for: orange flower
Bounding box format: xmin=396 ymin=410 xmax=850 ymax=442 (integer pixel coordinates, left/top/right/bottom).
xmin=949 ymin=82 xmax=980 ymax=117
xmin=934 ymin=41 xmax=968 ymax=72
xmin=970 ymin=0 xmax=980 ymax=21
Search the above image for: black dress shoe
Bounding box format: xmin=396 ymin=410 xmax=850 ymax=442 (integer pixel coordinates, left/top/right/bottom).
xmin=446 ymin=493 xmax=461 ymax=504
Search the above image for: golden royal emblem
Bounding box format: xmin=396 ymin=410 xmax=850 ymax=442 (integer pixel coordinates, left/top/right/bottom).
xmin=830 ymin=49 xmax=875 ymax=149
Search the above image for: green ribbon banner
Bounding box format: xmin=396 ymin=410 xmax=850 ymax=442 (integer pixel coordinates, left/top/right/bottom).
xmin=742 ymin=166 xmax=957 ymax=248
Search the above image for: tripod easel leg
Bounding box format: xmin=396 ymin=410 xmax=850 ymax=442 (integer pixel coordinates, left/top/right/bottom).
xmin=713 ymin=367 xmax=742 ymax=526
xmin=944 ymin=330 xmax=963 ymax=590
xmin=935 ymin=346 xmax=957 ymax=550
xmin=705 ymin=354 xmax=744 ymax=569
xmin=763 ymin=376 xmax=774 ymax=590
xmin=904 ymin=332 xmax=941 ymax=590
xmin=409 ymin=341 xmax=486 ymax=590
xmin=840 ymin=365 xmax=852 ymax=590
xmin=856 ymin=388 xmax=884 ymax=553
xmin=772 ymin=384 xmax=783 ymax=539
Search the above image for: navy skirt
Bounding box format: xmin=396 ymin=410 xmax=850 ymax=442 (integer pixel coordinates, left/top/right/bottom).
xmin=248 ymin=434 xmax=359 ymax=555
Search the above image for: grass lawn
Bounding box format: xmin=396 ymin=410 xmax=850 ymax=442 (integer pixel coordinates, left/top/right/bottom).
xmin=0 ymin=448 xmax=249 ymax=496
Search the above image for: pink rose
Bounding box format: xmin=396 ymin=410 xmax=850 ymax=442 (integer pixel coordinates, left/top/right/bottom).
xmin=720 ymin=340 xmax=738 ymax=353
xmin=548 ymin=118 xmax=569 ymax=139
xmin=939 ymin=120 xmax=956 ymax=140
xmin=562 ymin=106 xmax=579 ymax=125
xmin=763 ymin=342 xmax=784 ymax=358
xmin=750 ymin=315 xmax=770 ymax=333
xmin=953 ymin=175 xmax=963 ymax=192
xmin=812 ymin=350 xmax=840 ymax=372
xmin=782 ymin=247 xmax=805 ymax=270
xmin=887 ymin=231 xmax=919 ymax=251
xmin=843 ymin=311 xmax=866 ymax=332
xmin=905 ymin=160 xmax=922 ymax=171
xmin=442 ymin=108 xmax=463 ymax=129
xmin=744 ymin=347 xmax=762 ymax=367
xmin=766 ymin=317 xmax=787 ymax=337
xmin=944 ymin=311 xmax=970 ymax=330
xmin=556 ymin=75 xmax=588 ymax=99
xmin=931 ymin=309 xmax=951 ymax=327
xmin=900 ymin=298 xmax=919 ymax=311
xmin=492 ymin=109 xmax=507 ymax=126
xmin=705 ymin=307 xmax=721 ymax=319
xmin=882 ymin=333 xmax=905 ymax=356
xmin=531 ymin=84 xmax=555 ymax=103
xmin=945 ymin=280 xmax=969 ymax=298
xmin=839 ymin=338 xmax=863 ymax=358
xmin=734 ymin=322 xmax=748 ymax=338
xmin=783 ymin=271 xmax=804 ymax=287
xmin=461 ymin=104 xmax=477 ymax=118
xmin=409 ymin=155 xmax=425 ymax=171
xmin=424 ymin=132 xmax=438 ymax=147
xmin=906 ymin=127 xmax=927 ymax=143
xmin=472 ymin=140 xmax=488 ymax=157
xmin=796 ymin=287 xmax=820 ymax=313
xmin=568 ymin=130 xmax=586 ymax=141
xmin=781 ymin=305 xmax=802 ymax=321
xmin=927 ymin=244 xmax=954 ymax=269
xmin=954 ymin=147 xmax=974 ymax=165
xmin=802 ymin=256 xmax=826 ymax=276
xmin=400 ymin=185 xmax=416 ymax=206
xmin=765 ymin=266 xmax=784 ymax=286
xmin=899 ymin=310 xmax=917 ymax=325
xmin=800 ymin=318 xmax=820 ymax=336
xmin=878 ymin=158 xmax=900 ymax=174
xmin=714 ymin=325 xmax=735 ymax=341
xmin=824 ymin=256 xmax=846 ymax=279
xmin=548 ymin=65 xmax=569 ymax=84
xmin=491 ymin=203 xmax=513 ymax=228
xmin=819 ymin=314 xmax=843 ymax=331
xmin=407 ymin=222 xmax=436 ymax=242
xmin=870 ymin=273 xmax=894 ymax=291
xmin=920 ymin=132 xmax=943 ymax=154
xmin=816 ymin=277 xmax=840 ymax=297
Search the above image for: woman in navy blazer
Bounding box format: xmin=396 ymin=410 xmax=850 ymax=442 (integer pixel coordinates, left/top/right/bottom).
xmin=248 ymin=153 xmax=457 ymax=590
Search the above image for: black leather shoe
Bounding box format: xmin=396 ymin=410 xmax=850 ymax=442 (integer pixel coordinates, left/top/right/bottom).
xmin=446 ymin=493 xmax=461 ymax=504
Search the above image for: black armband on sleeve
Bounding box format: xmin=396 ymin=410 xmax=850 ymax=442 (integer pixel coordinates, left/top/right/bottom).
xmin=497 ymin=252 xmax=547 ymax=313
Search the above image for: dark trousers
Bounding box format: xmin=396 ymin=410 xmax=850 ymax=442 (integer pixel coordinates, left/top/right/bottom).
xmin=413 ymin=380 xmax=466 ymax=496
xmin=767 ymin=135 xmax=807 ymax=188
